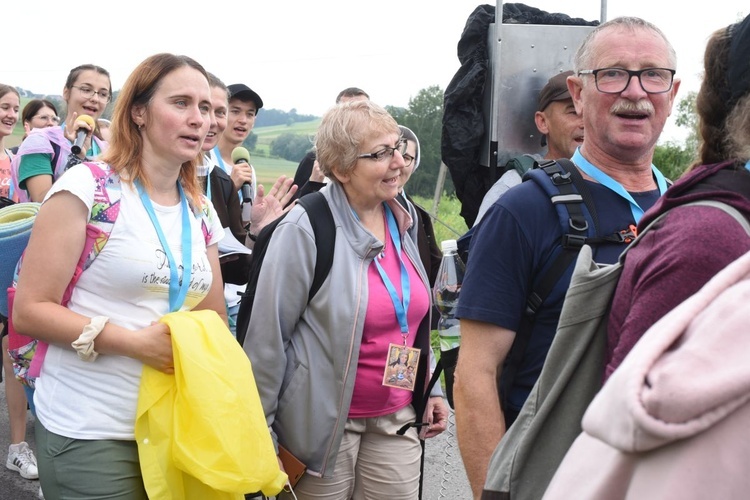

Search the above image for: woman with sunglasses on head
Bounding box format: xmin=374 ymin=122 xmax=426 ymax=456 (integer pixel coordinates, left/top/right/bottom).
xmin=11 ymin=64 xmax=111 ymax=203
xmin=243 ymin=100 xmax=447 ymax=499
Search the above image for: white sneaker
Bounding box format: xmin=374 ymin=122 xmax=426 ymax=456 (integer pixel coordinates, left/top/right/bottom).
xmin=38 ymin=485 xmax=45 ymax=499
xmin=6 ymin=441 xmax=39 ymax=479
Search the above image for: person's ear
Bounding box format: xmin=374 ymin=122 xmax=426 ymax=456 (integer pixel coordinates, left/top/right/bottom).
xmin=568 ymin=75 xmax=584 ymax=116
xmin=666 ymin=77 xmax=682 ymax=116
xmin=331 ymin=166 xmax=350 ymax=184
xmin=131 ymin=106 xmax=146 ymax=129
xmin=534 ymin=111 xmax=550 ymax=135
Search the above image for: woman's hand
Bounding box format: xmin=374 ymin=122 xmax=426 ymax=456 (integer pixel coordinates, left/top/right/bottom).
xmin=420 ymin=396 xmax=449 ymax=439
xmin=131 ymin=322 xmax=174 ymax=374
xmin=249 ymin=175 xmax=298 ymax=235
xmin=63 ymin=112 xmax=95 ymax=158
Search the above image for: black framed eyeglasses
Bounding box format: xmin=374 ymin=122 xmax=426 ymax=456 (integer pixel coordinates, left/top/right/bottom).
xmin=357 ymin=138 xmax=407 ymax=163
xmin=72 ymin=85 xmax=112 ymax=102
xmin=578 ymin=67 xmax=676 ymax=94
xmin=402 ymin=153 xmax=415 ymax=168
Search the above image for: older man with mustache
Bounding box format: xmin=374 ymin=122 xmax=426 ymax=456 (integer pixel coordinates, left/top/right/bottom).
xmin=453 ymin=16 xmax=679 ymax=498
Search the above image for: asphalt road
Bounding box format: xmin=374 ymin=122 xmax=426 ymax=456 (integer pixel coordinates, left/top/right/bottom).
xmin=0 ymin=376 xmax=39 ymax=500
xmin=0 ymin=377 xmax=471 ymax=500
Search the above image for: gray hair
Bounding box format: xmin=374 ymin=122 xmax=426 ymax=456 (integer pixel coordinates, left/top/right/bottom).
xmin=574 ymin=17 xmax=677 ymax=73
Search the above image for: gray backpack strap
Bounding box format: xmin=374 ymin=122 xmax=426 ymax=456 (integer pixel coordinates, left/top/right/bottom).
xmin=482 ymin=199 xmax=750 ymax=500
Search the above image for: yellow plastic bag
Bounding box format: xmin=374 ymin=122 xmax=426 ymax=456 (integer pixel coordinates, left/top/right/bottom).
xmin=136 ymin=310 xmax=287 ymax=499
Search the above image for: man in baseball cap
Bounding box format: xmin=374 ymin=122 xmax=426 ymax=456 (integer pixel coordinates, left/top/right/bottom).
xmin=216 ymin=83 xmax=264 ymax=204
xmin=534 ymin=70 xmax=584 ymax=158
xmin=227 ymin=83 xmax=263 ymax=111
xmin=472 ymin=70 xmax=585 ymax=226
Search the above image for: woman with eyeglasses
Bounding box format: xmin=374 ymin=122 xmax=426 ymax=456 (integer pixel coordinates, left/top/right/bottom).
xmin=9 ymin=99 xmax=60 ymax=156
xmin=242 ymin=100 xmax=447 ymax=499
xmin=21 ymin=99 xmax=59 ymax=137
xmin=11 ymin=64 xmax=111 ymax=203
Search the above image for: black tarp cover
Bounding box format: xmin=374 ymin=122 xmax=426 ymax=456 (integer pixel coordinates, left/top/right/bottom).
xmin=441 ymin=3 xmax=598 ymax=227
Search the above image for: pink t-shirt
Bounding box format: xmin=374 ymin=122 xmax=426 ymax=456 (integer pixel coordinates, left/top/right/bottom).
xmin=0 ymin=155 xmax=11 ymax=199
xmin=349 ymin=221 xmax=430 ymax=418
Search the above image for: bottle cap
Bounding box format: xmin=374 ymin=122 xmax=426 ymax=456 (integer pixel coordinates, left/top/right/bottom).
xmin=441 ymin=239 xmax=458 ymax=252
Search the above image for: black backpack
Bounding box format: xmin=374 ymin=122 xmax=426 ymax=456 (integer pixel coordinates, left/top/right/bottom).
xmin=235 ymin=191 xmax=336 ymax=347
xmin=436 ymin=159 xmax=637 ymax=409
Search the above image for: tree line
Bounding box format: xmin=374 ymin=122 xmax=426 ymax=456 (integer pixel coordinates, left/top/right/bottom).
xmin=20 ymin=84 xmax=698 ymax=196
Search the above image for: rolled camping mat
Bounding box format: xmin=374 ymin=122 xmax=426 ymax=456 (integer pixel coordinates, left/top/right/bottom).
xmin=0 ymin=203 xmax=41 ymax=317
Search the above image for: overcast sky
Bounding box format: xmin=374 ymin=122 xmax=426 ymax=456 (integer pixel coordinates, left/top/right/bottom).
xmin=5 ymin=0 xmax=745 ymax=142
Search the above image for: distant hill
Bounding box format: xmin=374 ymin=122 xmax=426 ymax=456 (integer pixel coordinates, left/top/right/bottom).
xmin=9 ymin=85 xmax=319 ymax=147
xmin=255 ymin=108 xmax=318 ymax=128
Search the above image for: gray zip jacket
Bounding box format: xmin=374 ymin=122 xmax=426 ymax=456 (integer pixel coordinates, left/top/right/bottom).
xmin=243 ymin=181 xmax=440 ymax=478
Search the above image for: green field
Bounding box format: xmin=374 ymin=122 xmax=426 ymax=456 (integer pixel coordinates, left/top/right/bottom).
xmin=249 ymin=119 xmax=320 ymax=183
xmin=252 ymin=155 xmax=298 ymax=185
xmin=410 ymin=194 xmax=468 ymax=246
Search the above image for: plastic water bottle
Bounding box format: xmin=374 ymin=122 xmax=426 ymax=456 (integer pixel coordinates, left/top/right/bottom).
xmin=434 ymin=239 xmax=465 ymax=352
xmin=434 ymin=239 xmax=465 ymax=408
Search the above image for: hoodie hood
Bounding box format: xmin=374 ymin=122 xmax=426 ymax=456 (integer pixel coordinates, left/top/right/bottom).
xmin=582 ymin=249 xmax=750 ymax=453
xmin=639 ymin=160 xmax=750 ymax=231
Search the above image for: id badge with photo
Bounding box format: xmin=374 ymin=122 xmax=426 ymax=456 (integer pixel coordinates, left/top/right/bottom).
xmin=382 ymin=343 xmax=421 ymax=392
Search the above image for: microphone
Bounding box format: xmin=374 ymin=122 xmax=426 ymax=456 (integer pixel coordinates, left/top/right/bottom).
xmin=70 ymin=114 xmax=96 ymax=155
xmin=231 ymin=146 xmax=254 ymax=204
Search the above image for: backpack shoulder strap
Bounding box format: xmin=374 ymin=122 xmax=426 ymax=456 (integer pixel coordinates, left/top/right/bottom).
xmin=235 ymin=192 xmax=335 ymax=346
xmin=51 ymin=142 xmax=61 ymax=173
xmin=520 ymin=159 xmax=597 ymax=315
xmin=193 ymin=193 xmax=216 ymax=247
xmin=506 ymin=154 xmax=539 ymax=177
xmin=22 ymin=162 xmax=122 ymax=380
xmin=501 ymin=159 xmax=601 ymax=412
xmin=296 ymin=191 xmax=336 ymax=302
xmin=620 ymin=199 xmax=750 ymax=263
xmin=80 ymin=162 xmax=122 ymax=272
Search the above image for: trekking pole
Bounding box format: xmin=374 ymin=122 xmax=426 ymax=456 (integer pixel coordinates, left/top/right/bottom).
xmin=409 ymin=199 xmax=464 ymax=238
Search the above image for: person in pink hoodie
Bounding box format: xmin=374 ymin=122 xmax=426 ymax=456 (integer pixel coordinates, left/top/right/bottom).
xmin=544 ymin=15 xmax=750 ymax=499
xmin=544 ymin=249 xmax=750 ymax=500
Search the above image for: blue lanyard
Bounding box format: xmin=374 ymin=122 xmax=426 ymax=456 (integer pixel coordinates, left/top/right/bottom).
xmin=202 ymin=154 xmax=212 ymax=202
xmin=744 ymin=160 xmax=750 ymax=173
xmin=372 ymin=205 xmax=411 ymax=338
xmin=572 ymin=148 xmax=668 ymax=223
xmin=135 ymin=180 xmax=193 ymax=312
xmin=213 ymin=146 xmax=228 ymax=175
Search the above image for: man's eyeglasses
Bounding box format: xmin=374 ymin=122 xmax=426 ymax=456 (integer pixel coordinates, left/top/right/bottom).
xmin=358 ymin=138 xmax=407 ymax=163
xmin=72 ymin=85 xmax=112 ymax=102
xmin=577 ymin=67 xmax=676 ymax=94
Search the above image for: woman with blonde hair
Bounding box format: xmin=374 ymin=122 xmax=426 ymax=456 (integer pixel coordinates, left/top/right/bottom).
xmin=243 ymin=99 xmax=447 ymax=499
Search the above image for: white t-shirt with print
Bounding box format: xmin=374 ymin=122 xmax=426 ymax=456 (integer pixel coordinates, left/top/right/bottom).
xmin=33 ymin=164 xmax=224 ymax=440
